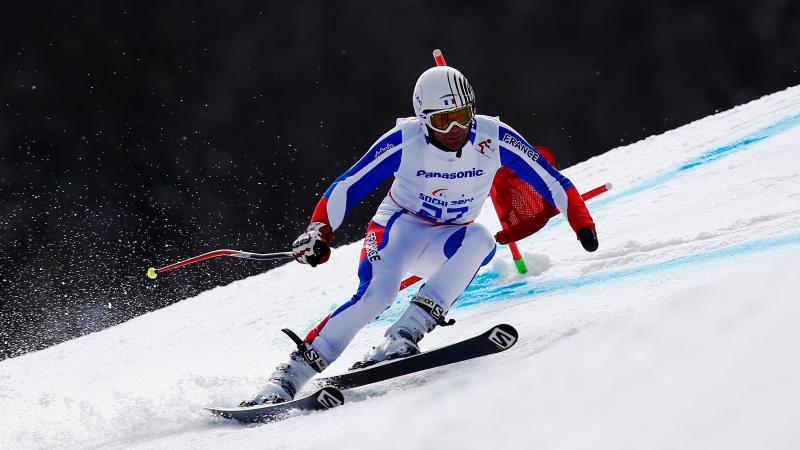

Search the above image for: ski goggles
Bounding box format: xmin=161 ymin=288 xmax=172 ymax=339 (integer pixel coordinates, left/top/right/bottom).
xmin=426 ymin=104 xmax=474 ymax=132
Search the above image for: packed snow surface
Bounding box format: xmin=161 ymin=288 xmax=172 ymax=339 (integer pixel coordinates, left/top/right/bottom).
xmin=3 ymin=85 xmax=800 ymax=449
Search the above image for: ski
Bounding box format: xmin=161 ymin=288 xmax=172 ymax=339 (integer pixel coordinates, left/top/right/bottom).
xmin=206 ymin=325 xmax=516 ymax=423
xmin=315 ymin=323 xmax=518 ymax=390
xmin=206 ymin=386 xmax=344 ymax=424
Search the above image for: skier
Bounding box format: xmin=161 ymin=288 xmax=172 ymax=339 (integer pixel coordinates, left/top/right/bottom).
xmin=243 ymin=65 xmax=598 ymax=405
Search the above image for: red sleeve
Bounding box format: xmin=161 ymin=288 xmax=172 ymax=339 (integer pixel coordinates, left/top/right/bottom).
xmin=564 ymin=186 xmax=595 ymax=232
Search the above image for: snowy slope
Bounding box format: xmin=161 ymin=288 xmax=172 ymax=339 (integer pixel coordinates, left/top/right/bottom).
xmin=2 ymin=85 xmax=800 ymax=450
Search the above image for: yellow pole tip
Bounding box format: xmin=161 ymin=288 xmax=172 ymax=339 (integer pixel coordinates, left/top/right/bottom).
xmin=146 ymin=267 xmax=158 ymax=279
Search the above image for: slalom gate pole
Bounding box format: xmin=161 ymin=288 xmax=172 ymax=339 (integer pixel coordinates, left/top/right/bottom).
xmin=495 ymin=182 xmax=613 ymax=275
xmin=146 ymin=249 xmax=293 ymax=279
xmin=428 ymin=48 xmax=611 ymax=275
xmin=508 ymin=242 xmax=528 ymax=273
xmin=433 ymin=48 xmax=529 ymax=274
xmin=492 ymin=204 xmax=529 ymax=274
xmin=432 ymin=48 xmax=447 ymax=66
xmin=393 ymin=50 xmax=448 ymax=289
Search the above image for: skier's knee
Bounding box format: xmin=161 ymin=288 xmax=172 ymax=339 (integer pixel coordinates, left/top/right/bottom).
xmin=469 ymin=223 xmax=496 ymax=253
xmin=361 ymin=277 xmax=401 ymax=312
xmin=464 ymin=224 xmax=496 ymax=267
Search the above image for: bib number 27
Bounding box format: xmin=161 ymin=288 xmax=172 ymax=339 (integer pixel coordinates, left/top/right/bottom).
xmin=418 ymin=202 xmax=469 ymax=223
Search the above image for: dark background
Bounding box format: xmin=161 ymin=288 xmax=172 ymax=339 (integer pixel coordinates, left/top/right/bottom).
xmin=1 ymin=1 xmax=798 ymax=360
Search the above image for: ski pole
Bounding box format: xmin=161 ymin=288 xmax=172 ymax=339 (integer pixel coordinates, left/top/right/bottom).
xmin=148 ymin=246 xmax=424 ymax=289
xmin=146 ymin=249 xmax=293 ymax=279
xmin=399 ymin=275 xmax=422 ymax=290
xmin=581 ymin=182 xmax=612 ymax=200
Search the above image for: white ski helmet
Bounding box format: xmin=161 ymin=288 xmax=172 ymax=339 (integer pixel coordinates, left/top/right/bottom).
xmin=412 ymin=66 xmax=476 ymax=133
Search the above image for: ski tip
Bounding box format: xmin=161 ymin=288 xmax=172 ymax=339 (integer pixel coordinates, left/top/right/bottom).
xmin=487 ymin=324 xmax=519 ymax=350
xmin=315 ymin=386 xmax=345 ymax=409
xmin=492 ymin=323 xmax=518 ymax=335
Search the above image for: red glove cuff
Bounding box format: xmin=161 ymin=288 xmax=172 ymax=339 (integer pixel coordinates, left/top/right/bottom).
xmin=308 ymin=221 xmax=334 ymax=243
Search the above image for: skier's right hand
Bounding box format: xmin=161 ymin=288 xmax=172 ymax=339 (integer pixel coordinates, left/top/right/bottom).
xmin=292 ymin=222 xmax=333 ymax=267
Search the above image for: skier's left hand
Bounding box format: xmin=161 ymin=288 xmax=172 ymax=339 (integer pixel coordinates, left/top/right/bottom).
xmin=577 ymin=227 xmax=599 ymax=252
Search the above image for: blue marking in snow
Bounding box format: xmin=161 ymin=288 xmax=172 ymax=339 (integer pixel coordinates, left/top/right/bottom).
xmin=456 ymin=232 xmax=800 ymax=310
xmin=369 ymin=232 xmax=800 ymax=324
xmin=678 ymin=136 xmax=766 ymax=171
xmin=588 ymin=111 xmax=800 ymax=211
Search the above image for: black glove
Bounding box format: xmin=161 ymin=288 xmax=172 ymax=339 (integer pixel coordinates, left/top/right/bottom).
xmin=577 ymin=227 xmax=599 ymax=252
xmin=292 ymin=222 xmax=333 ymax=267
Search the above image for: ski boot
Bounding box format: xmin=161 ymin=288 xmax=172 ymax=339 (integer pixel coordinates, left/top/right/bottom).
xmin=240 ymin=329 xmax=329 ymax=406
xmin=351 ymin=293 xmax=453 ymax=370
